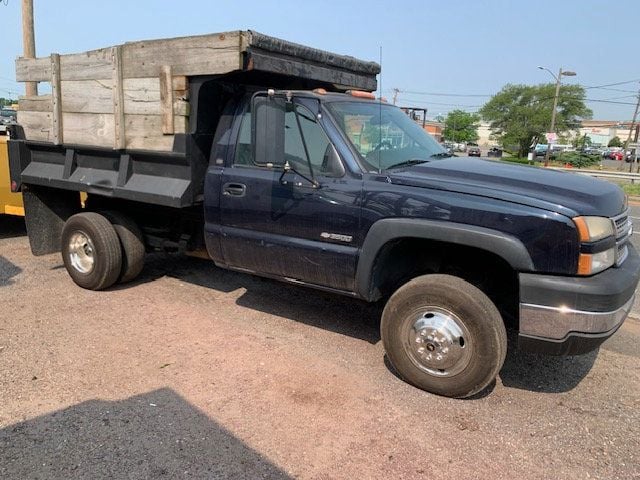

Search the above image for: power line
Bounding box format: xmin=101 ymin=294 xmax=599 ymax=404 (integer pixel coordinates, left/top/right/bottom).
xmin=394 ymin=90 xmax=492 ymax=98
xmin=584 ymin=79 xmax=640 ymax=90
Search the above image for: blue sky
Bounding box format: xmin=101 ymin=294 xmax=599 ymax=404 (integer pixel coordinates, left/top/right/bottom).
xmin=0 ymin=0 xmax=637 ymax=120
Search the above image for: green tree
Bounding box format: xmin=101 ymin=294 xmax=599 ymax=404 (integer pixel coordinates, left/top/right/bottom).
xmin=0 ymin=98 xmax=17 ymax=108
xmin=479 ymin=83 xmax=592 ymax=157
xmin=443 ymin=110 xmax=480 ymax=142
xmin=573 ymin=134 xmax=592 ymax=149
xmin=608 ymin=136 xmax=622 ymax=147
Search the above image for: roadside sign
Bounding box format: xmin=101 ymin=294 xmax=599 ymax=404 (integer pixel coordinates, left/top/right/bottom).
xmin=545 ymin=132 xmax=557 ymax=144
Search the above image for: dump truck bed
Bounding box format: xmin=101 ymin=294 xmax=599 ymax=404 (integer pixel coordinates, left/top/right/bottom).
xmin=10 ymin=31 xmax=380 ymax=208
xmin=15 ymin=30 xmax=379 ymax=152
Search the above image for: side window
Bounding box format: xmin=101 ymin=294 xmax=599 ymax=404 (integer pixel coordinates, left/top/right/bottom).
xmin=234 ymin=101 xmax=344 ymax=177
xmin=234 ymin=110 xmax=253 ymax=166
xmin=284 ymin=104 xmax=329 ymax=175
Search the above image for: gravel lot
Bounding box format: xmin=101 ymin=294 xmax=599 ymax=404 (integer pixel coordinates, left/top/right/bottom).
xmin=1 ymin=214 xmax=639 ymax=479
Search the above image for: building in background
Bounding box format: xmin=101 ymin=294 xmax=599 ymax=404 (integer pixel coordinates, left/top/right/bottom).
xmin=577 ymin=121 xmax=635 ymax=147
xmin=475 ymin=120 xmax=636 ymax=148
xmin=401 ymin=107 xmax=443 ymax=142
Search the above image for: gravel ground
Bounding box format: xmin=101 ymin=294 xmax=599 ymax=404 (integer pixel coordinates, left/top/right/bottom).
xmin=1 ymin=214 xmax=639 ymax=480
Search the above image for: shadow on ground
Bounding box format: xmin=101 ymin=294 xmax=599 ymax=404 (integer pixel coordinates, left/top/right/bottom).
xmin=112 ymin=253 xmax=602 ymax=395
xmin=0 ymin=215 xmax=26 ymax=240
xmin=0 ymin=388 xmax=290 ymax=479
xmin=499 ymin=330 xmax=598 ymax=393
xmin=116 ymin=252 xmax=383 ymax=345
xmin=0 ymin=255 xmax=21 ymax=287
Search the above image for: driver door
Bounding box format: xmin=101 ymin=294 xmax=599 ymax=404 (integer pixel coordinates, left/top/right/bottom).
xmin=219 ymin=97 xmax=361 ymax=291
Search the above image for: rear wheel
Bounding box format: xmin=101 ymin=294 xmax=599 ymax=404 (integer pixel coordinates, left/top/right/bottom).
xmin=61 ymin=212 xmax=122 ymax=290
xmin=381 ymin=274 xmax=507 ymax=398
xmin=100 ymin=210 xmax=145 ymax=283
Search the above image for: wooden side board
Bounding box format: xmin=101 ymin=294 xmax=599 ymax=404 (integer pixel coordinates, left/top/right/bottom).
xmin=18 ymin=74 xmax=190 ymax=151
xmin=17 ymin=110 xmax=188 ymax=150
xmin=16 ymin=31 xmax=243 ymax=82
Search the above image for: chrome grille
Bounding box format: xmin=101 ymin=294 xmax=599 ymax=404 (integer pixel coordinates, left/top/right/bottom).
xmin=612 ymin=209 xmax=632 ymax=266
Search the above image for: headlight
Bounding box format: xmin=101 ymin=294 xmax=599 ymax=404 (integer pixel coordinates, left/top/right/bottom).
xmin=573 ymin=216 xmax=614 ymax=242
xmin=578 ymin=247 xmax=616 ymax=275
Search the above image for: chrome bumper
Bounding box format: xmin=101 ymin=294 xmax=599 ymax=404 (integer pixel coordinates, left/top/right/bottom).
xmin=519 ymin=294 xmax=635 ymax=341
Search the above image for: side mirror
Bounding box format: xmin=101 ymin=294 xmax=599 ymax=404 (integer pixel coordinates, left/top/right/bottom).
xmin=251 ymin=93 xmax=286 ymax=167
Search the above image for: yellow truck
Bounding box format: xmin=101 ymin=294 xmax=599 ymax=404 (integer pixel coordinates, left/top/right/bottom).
xmin=0 ymin=134 xmax=25 ymax=216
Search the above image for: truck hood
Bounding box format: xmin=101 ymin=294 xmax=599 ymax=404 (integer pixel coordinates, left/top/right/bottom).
xmin=388 ymin=157 xmax=625 ymax=217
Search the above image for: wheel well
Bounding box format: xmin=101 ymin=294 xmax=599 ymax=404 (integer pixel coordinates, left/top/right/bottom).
xmin=370 ymin=238 xmax=519 ymax=327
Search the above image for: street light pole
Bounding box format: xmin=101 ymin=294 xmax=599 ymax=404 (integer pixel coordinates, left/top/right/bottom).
xmin=538 ymin=66 xmax=576 ymax=167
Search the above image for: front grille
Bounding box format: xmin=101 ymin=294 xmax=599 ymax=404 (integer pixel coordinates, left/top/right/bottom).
xmin=614 ymin=213 xmax=631 ymax=238
xmin=612 ymin=210 xmax=632 ymax=266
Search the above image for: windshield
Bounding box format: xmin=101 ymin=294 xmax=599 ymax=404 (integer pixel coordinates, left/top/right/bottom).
xmin=326 ymin=101 xmax=446 ymax=171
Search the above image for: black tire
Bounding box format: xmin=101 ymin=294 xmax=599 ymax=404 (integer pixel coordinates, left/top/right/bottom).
xmin=61 ymin=212 xmax=122 ymax=290
xmin=381 ymin=274 xmax=507 ymax=398
xmin=100 ymin=210 xmax=145 ymax=283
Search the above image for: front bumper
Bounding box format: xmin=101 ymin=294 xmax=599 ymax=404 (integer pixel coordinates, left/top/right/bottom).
xmin=518 ymin=244 xmax=640 ymax=355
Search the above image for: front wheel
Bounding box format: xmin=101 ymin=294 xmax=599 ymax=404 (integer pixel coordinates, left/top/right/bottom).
xmin=381 ymin=274 xmax=507 ymax=398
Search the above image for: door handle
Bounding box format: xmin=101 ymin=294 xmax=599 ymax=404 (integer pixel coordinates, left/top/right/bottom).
xmin=223 ymin=183 xmax=246 ymax=197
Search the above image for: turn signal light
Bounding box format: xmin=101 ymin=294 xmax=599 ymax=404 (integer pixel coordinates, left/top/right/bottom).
xmin=10 ymin=180 xmax=18 ymax=192
xmin=577 ymin=253 xmax=592 ymax=275
xmin=573 ymin=217 xmax=590 ymax=242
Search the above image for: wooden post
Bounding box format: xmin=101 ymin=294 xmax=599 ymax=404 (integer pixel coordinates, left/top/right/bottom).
xmin=22 ymin=0 xmax=38 ymax=96
xmin=50 ymin=53 xmax=63 ymax=145
xmin=159 ymin=65 xmax=174 ymax=135
xmin=111 ymin=46 xmax=126 ymax=150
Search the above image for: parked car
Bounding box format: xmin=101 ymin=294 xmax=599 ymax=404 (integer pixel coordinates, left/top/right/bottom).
xmin=487 ymin=146 xmax=503 ymax=158
xmin=467 ymin=143 xmax=481 ymax=157
xmin=0 ymin=108 xmax=17 ymax=133
xmin=533 ymin=144 xmax=558 ymax=160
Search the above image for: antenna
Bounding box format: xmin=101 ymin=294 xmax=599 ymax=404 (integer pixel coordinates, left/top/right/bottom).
xmin=378 ymin=46 xmax=382 ymax=174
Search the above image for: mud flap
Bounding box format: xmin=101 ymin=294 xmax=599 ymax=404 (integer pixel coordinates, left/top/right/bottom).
xmin=22 ymin=185 xmax=81 ymax=255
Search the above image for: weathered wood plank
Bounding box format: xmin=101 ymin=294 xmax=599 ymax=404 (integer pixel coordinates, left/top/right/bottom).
xmin=16 ymin=47 xmax=113 ymax=82
xmin=18 ymin=95 xmax=53 ymax=112
xmin=50 ymin=53 xmax=63 ymax=145
xmin=15 ymin=56 xmax=50 ymax=82
xmin=18 ymin=110 xmax=187 ymax=151
xmin=125 ymin=114 xmax=187 ymax=150
xmin=63 ymin=112 xmax=114 ymax=148
xmin=159 ymin=65 xmax=174 ymax=134
xmin=112 ymin=46 xmax=125 ymax=150
xmin=121 ymin=32 xmax=242 ymax=78
xmin=55 ymin=79 xmax=188 ymax=116
xmin=17 ymin=32 xmax=242 ymax=82
xmin=17 ymin=110 xmax=52 ymax=142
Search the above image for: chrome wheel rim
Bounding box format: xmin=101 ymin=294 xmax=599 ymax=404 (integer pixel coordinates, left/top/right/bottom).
xmin=68 ymin=231 xmax=95 ymax=274
xmin=403 ymin=306 xmax=472 ymax=377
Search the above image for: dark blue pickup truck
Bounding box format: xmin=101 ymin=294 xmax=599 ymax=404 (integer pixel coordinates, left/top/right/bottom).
xmin=8 ymin=35 xmax=639 ymax=398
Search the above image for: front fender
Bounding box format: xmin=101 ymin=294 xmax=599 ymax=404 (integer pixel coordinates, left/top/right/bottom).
xmin=355 ymin=218 xmax=534 ymax=300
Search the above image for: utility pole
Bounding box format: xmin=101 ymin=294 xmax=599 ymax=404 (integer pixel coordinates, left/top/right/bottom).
xmin=22 ymin=0 xmax=37 ymax=96
xmin=538 ymin=66 xmax=576 ymax=167
xmin=392 ymin=88 xmax=400 ymax=105
xmin=624 ymin=87 xmax=640 ymax=172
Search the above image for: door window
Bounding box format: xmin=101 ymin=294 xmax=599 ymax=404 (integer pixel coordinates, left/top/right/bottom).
xmin=234 ymin=101 xmax=344 ymax=177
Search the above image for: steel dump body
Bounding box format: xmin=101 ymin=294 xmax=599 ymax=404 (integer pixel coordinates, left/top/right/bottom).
xmin=10 ymin=30 xmax=380 ymax=207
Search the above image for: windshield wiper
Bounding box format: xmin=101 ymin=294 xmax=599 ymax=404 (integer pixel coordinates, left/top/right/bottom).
xmin=386 ymin=159 xmax=430 ymax=170
xmin=430 ymin=152 xmax=454 ymax=158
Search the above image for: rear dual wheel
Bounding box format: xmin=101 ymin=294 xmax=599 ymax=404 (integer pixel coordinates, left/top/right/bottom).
xmin=61 ymin=211 xmax=145 ymax=290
